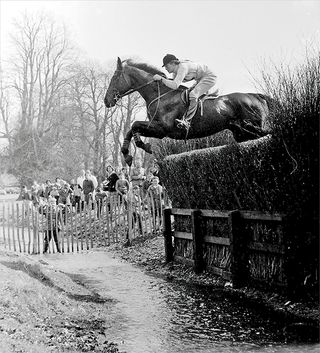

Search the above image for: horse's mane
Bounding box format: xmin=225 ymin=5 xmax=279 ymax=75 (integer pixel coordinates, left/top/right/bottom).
xmin=124 ymin=59 xmax=166 ymax=77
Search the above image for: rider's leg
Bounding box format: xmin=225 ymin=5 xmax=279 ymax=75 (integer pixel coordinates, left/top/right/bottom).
xmin=176 ymin=91 xmax=198 ymax=129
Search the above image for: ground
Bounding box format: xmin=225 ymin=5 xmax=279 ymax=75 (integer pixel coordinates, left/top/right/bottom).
xmin=0 ymin=235 xmax=318 ymax=353
xmin=0 ymin=250 xmax=120 ymax=353
xmin=107 ymin=235 xmax=319 ymax=331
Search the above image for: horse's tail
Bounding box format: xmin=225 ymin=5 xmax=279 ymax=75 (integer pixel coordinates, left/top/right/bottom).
xmin=253 ymin=93 xmax=278 ymax=110
xmin=251 ymin=93 xmax=278 ymax=133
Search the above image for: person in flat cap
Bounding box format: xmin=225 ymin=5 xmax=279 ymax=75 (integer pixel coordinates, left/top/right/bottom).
xmin=153 ymin=54 xmax=218 ymax=130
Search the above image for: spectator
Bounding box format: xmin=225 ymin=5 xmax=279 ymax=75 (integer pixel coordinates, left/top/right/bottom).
xmin=128 ymin=185 xmax=143 ymax=235
xmin=31 ymin=182 xmax=41 ymax=207
xmin=44 ymin=180 xmax=53 ymax=199
xmin=17 ymin=185 xmax=31 ymax=201
xmin=145 ymin=176 xmax=163 ymax=230
xmin=115 ymin=172 xmax=130 ymax=206
xmin=70 ymin=179 xmax=82 ymax=211
xmin=18 ymin=185 xmax=32 ymax=215
xmin=50 ymin=185 xmax=60 ymax=204
xmin=130 ymin=160 xmax=146 ymax=188
xmin=95 ymin=184 xmax=108 ymax=218
xmin=41 ymin=196 xmax=62 ymax=254
xmin=58 ymin=182 xmax=72 ymax=206
xmin=76 ymin=170 xmax=86 ymax=189
xmin=103 ymin=165 xmax=119 ymax=193
xmin=86 ymin=170 xmax=98 ymax=189
xmin=142 ymin=171 xmax=154 ymax=199
xmin=83 ymin=171 xmax=95 ymax=206
xmin=120 ymin=166 xmax=130 ymax=181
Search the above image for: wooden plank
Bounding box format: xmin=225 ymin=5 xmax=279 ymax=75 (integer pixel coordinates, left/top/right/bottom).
xmin=88 ymin=202 xmax=93 ymax=249
xmin=11 ymin=203 xmax=16 ymax=252
xmin=248 ymin=241 xmax=285 ymax=254
xmin=171 ymin=208 xmax=192 ymax=216
xmin=27 ymin=203 xmax=31 ymax=253
xmin=7 ymin=203 xmax=11 ymax=250
xmin=105 ymin=199 xmax=111 ymax=246
xmin=201 ymin=209 xmax=232 ymax=218
xmin=240 ymin=210 xmax=284 ymax=222
xmin=174 ymin=255 xmax=194 ymax=266
xmin=16 ymin=204 xmax=21 ymax=252
xmin=2 ymin=202 xmax=6 ymax=249
xmin=70 ymin=205 xmax=74 ymax=253
xmin=174 ymin=231 xmax=192 ymax=240
xmin=21 ymin=203 xmax=26 ymax=252
xmin=203 ymin=235 xmax=230 ymax=246
xmin=207 ymin=265 xmax=232 ymax=281
xmin=65 ymin=209 xmax=70 ymax=253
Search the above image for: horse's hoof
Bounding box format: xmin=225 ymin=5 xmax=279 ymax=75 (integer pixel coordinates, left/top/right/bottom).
xmin=125 ymin=155 xmax=133 ymax=166
xmin=144 ymin=143 xmax=152 ymax=154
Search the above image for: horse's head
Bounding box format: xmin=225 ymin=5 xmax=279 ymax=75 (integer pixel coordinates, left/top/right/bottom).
xmin=104 ymin=57 xmax=132 ymax=108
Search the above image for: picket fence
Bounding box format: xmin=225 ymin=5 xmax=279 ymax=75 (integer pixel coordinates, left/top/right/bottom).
xmin=0 ymin=192 xmax=167 ymax=254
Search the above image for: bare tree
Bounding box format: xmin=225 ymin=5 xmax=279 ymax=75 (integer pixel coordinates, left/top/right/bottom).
xmin=68 ymin=62 xmax=118 ymax=177
xmin=107 ymin=93 xmax=145 ymax=166
xmin=4 ymin=12 xmax=73 ymax=182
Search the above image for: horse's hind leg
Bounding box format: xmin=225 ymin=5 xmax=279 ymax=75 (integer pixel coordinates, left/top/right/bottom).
xmin=228 ymin=121 xmax=265 ymax=143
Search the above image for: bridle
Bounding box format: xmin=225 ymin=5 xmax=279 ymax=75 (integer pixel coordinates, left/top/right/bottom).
xmin=112 ymin=69 xmax=155 ymax=102
xmin=112 ymin=69 xmax=174 ymax=124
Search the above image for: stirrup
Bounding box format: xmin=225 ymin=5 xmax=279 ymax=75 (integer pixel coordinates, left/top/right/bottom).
xmin=176 ymin=119 xmax=190 ymax=130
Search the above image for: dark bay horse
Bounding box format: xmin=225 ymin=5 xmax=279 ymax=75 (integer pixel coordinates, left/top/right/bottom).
xmin=104 ymin=57 xmax=272 ymax=166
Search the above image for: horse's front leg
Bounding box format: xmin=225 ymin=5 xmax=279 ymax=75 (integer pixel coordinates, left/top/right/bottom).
xmin=132 ymin=121 xmax=166 ymax=155
xmin=121 ymin=129 xmax=134 ymax=166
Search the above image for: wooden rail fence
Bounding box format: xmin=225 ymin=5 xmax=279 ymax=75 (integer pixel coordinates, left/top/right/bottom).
xmin=163 ymin=208 xmax=294 ymax=289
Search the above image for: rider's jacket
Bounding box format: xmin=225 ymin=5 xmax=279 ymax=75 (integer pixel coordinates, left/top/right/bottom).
xmin=170 ymin=61 xmax=216 ymax=89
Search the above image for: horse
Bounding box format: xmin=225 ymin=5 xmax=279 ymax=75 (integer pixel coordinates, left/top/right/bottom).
xmin=104 ymin=57 xmax=272 ymax=166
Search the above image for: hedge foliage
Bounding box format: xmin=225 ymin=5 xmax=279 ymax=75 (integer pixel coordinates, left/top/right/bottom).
xmin=154 ymin=52 xmax=319 ymax=221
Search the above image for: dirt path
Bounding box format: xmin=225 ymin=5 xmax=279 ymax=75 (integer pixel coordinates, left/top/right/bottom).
xmin=0 ymin=243 xmax=319 ymax=353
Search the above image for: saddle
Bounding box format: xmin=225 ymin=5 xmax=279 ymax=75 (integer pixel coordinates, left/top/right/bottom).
xmin=181 ymin=87 xmax=219 ymax=116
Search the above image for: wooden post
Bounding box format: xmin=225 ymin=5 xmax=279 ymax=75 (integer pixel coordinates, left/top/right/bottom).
xmin=21 ymin=203 xmax=26 ymax=252
xmin=282 ymin=215 xmax=296 ymax=293
xmin=229 ymin=210 xmax=247 ymax=288
xmin=191 ymin=209 xmax=204 ymax=274
xmin=163 ymin=208 xmax=173 ymax=263
xmin=27 ymin=204 xmax=31 ymax=254
xmin=12 ymin=203 xmax=16 ymax=252
xmin=70 ymin=205 xmax=74 ymax=253
xmin=2 ymin=202 xmax=6 ymax=249
xmin=74 ymin=203 xmax=79 ymax=252
xmin=16 ymin=204 xmax=21 ymax=252
xmin=7 ymin=203 xmax=11 ymax=250
xmin=127 ymin=197 xmax=133 ymax=245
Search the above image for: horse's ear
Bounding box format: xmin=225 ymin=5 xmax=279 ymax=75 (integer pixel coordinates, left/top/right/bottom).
xmin=117 ymin=57 xmax=122 ymax=71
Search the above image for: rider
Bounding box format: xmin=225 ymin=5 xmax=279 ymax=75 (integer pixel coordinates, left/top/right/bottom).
xmin=153 ymin=54 xmax=218 ymax=130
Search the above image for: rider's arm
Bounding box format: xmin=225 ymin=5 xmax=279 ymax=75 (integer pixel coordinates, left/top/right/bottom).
xmin=161 ymin=64 xmax=188 ymax=89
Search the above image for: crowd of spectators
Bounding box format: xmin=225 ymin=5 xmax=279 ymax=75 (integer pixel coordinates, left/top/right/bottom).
xmin=17 ymin=161 xmax=167 ymax=219
xmin=16 ymin=161 xmax=166 ymax=250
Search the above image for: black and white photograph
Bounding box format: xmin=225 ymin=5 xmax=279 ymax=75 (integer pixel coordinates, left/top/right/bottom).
xmin=0 ymin=1 xmax=319 ymax=352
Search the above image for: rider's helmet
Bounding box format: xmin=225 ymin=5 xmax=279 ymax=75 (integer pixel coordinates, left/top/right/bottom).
xmin=162 ymin=54 xmax=179 ymax=67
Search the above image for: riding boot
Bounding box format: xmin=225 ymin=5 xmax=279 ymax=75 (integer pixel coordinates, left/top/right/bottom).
xmin=176 ymin=98 xmax=198 ymax=130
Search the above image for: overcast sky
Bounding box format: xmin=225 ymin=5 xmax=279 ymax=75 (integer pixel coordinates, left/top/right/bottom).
xmin=0 ymin=0 xmax=319 ymax=93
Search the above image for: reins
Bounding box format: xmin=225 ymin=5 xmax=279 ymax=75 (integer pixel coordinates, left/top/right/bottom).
xmin=114 ymin=69 xmax=174 ymax=127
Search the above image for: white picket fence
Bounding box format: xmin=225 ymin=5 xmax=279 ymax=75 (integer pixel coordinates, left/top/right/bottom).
xmin=0 ymin=192 xmax=168 ymax=254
